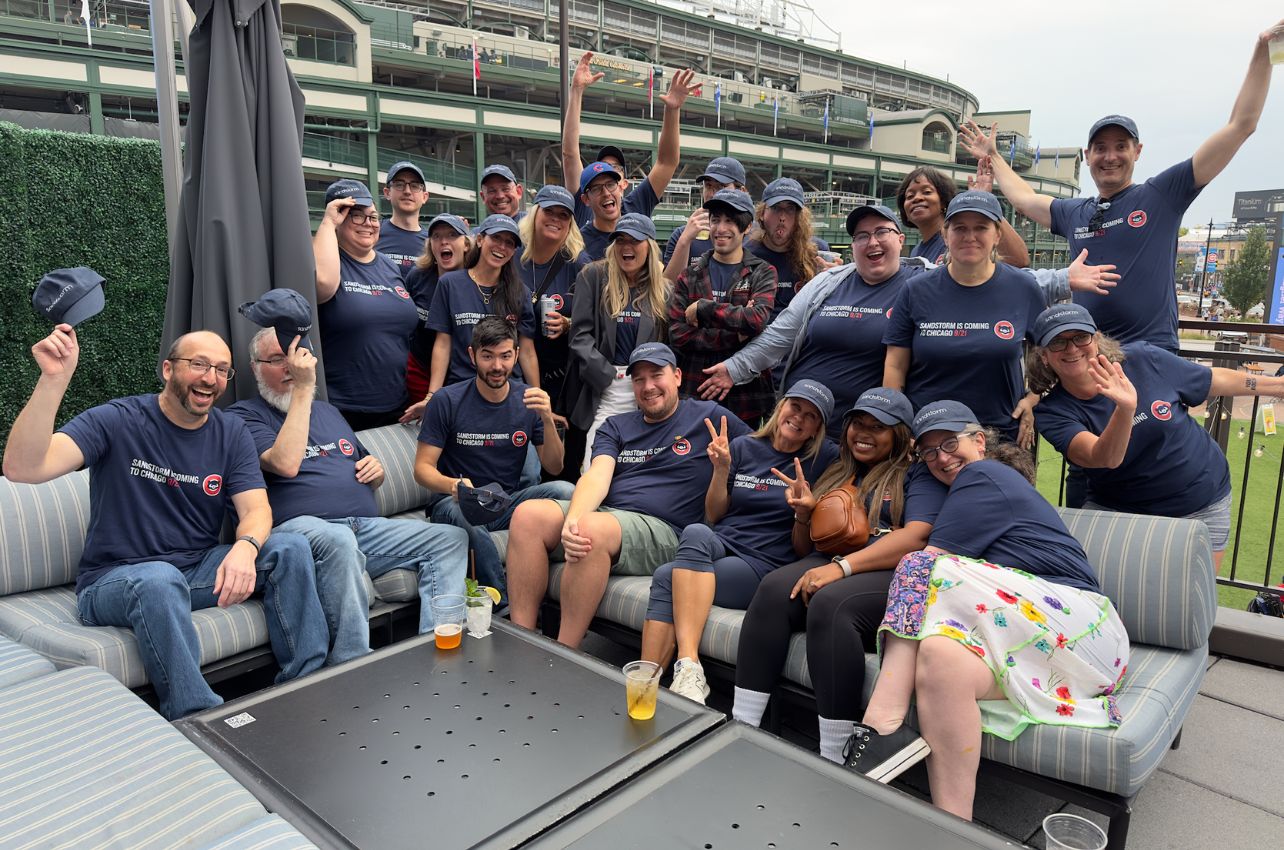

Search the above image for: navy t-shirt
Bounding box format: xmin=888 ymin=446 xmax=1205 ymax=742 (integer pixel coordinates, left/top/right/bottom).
xmin=518 ymin=251 xmax=591 ymax=330
xmin=591 ymin=399 xmax=751 ymax=529
xmin=403 ymin=264 xmax=439 ymax=369
xmin=883 ymin=263 xmax=1043 ymax=435
xmin=59 ymin=396 xmax=264 ymax=593
xmin=611 ymin=287 xmax=645 ymax=367
xmin=909 ymin=231 xmax=945 ymax=265
xmin=376 ymin=220 xmax=427 ymax=278
xmin=746 ymin=237 xmax=830 ymax=317
xmin=417 ymin=379 xmax=544 ymax=493
xmin=791 ymin=267 xmax=913 ymax=439
xmin=717 ymin=435 xmax=840 ymax=572
xmin=425 ymin=270 xmax=537 ymax=385
xmin=662 ymin=225 xmax=713 ymax=269
xmin=1050 ymin=160 xmax=1201 ymax=351
xmin=929 ymin=460 xmax=1099 ymax=592
xmin=579 ymin=178 xmax=661 ymax=260
xmin=320 ymin=251 xmax=418 ymax=412
xmin=229 ymin=395 xmax=378 ymax=524
xmin=1035 ymin=342 xmax=1227 ymax=515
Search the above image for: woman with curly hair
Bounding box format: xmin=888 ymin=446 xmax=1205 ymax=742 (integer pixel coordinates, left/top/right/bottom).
xmin=896 ymin=162 xmax=1028 ymax=266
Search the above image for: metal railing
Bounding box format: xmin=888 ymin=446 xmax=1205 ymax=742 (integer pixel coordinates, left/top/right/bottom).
xmin=282 ymin=23 xmax=357 ymax=66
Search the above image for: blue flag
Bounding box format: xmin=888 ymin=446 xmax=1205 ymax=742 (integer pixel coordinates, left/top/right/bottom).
xmin=1034 ymin=144 xmax=1041 ymax=165
xmin=869 ymin=114 xmax=875 ymax=142
xmin=715 ymin=82 xmax=722 ymax=126
xmin=823 ymin=98 xmax=830 ymax=142
xmin=773 ymin=97 xmax=779 ymax=135
xmin=1008 ymin=136 xmax=1016 ymax=165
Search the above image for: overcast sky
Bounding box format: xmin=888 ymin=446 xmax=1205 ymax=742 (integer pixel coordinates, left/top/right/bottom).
xmin=805 ymin=0 xmax=1283 ymax=228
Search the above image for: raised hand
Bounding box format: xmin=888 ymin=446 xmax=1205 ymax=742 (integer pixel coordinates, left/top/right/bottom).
xmin=698 ymin=363 xmax=733 ymax=401
xmin=1089 ymin=354 xmax=1137 ymax=410
xmin=958 ymin=120 xmax=1000 ymax=161
xmin=1067 ymin=248 xmax=1120 ymax=295
xmin=572 ymin=51 xmax=604 ymax=90
xmin=968 ymin=155 xmax=995 ymax=193
xmin=704 ymin=416 xmax=731 ymax=470
xmin=659 ymin=68 xmax=696 ymax=111
xmin=322 ymin=196 xmax=356 ymax=228
xmin=285 ymin=336 xmax=316 ymax=389
xmin=771 ymin=456 xmax=816 ymax=516
xmin=32 ymin=323 xmax=79 ymax=381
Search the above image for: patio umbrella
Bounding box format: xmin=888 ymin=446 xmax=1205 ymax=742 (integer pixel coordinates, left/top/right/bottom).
xmin=161 ymin=0 xmax=324 ymax=401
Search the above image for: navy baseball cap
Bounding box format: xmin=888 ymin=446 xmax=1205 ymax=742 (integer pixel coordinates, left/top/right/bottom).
xmin=610 ymin=212 xmax=657 ymax=243
xmin=848 ymin=388 xmax=914 ymax=428
xmin=475 ymin=214 xmax=522 ymax=247
xmin=1033 ymin=303 xmax=1098 ymax=348
xmin=762 ymin=177 xmax=805 ymax=209
xmin=386 ymin=161 xmax=426 ymax=184
xmin=783 ymin=379 xmax=835 ymax=424
xmin=845 ymin=204 xmax=901 ymax=236
xmin=703 ymin=188 xmax=755 ymax=217
xmin=31 ymin=266 xmax=105 ymax=327
xmin=239 ymin=288 xmax=314 ymax=353
xmin=911 ymin=400 xmax=979 ymax=438
xmin=699 ymin=157 xmax=746 ymax=186
xmin=533 ymin=184 xmax=576 ymax=212
xmin=427 ymin=213 xmax=469 ymax=237
xmin=457 ymin=483 xmax=515 ymax=526
xmin=579 ymin=161 xmax=623 ymax=195
xmin=1088 ymin=115 xmax=1139 ymax=143
xmin=480 ymin=164 xmax=518 ymax=185
xmin=945 ymin=190 xmax=1003 ymax=223
xmin=626 ymin=342 xmax=677 ymax=374
xmin=596 ymin=145 xmax=626 ymax=165
xmin=325 ymin=178 xmax=374 ymax=208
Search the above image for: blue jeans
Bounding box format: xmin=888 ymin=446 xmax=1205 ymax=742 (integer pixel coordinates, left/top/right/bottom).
xmin=276 ymin=514 xmax=470 ymax=659
xmin=430 ymin=480 xmax=575 ymax=594
xmin=76 ymin=533 xmax=328 ymax=720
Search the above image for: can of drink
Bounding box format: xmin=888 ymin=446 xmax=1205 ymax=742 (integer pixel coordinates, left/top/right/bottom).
xmin=539 ymin=295 xmax=559 ymax=337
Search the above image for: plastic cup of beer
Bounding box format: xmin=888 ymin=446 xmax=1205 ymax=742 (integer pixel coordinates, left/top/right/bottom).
xmin=431 ymin=594 xmax=467 ymax=649
xmin=695 ymin=228 xmax=711 ymax=241
xmin=623 ymin=660 xmax=661 ymax=721
xmin=1042 ymin=813 xmax=1107 ymax=850
xmin=1270 ymin=31 xmax=1284 ymax=65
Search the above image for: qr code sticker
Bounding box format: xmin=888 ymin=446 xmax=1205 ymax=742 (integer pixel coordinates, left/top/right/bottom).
xmin=224 ymin=712 xmax=256 ymax=728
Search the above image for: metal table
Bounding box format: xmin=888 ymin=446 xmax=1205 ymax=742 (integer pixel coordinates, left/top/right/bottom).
xmin=175 ymin=620 xmax=722 ymax=849
xmin=525 ymin=723 xmax=1025 ymax=849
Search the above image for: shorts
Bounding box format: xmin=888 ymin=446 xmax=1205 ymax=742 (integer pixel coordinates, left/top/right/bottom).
xmin=550 ymin=499 xmax=678 ymax=576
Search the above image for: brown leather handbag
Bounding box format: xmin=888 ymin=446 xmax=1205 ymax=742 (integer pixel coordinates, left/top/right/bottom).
xmin=809 ymin=483 xmax=871 ymax=556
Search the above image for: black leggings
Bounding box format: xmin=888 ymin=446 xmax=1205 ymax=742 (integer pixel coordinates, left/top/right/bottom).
xmin=735 ymin=557 xmax=894 ymax=720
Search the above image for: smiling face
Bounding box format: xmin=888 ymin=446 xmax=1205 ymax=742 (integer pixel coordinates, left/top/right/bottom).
xmin=918 ymin=428 xmax=986 ymax=487
xmin=534 ymin=204 xmax=573 ymax=246
xmin=707 ymin=208 xmax=746 ymax=258
xmin=629 ymin=361 xmax=682 ymax=421
xmin=1085 ymin=127 xmax=1141 ymax=197
xmin=944 ymin=212 xmax=1000 ymax=265
xmin=844 ymin=411 xmax=896 ymax=466
xmin=762 ymin=201 xmax=799 ymax=250
xmin=610 ymin=234 xmax=648 ymax=279
xmin=1040 ymin=330 xmax=1100 ymax=382
xmin=481 ymin=176 xmax=523 ymax=216
xmin=469 ymin=337 xmax=518 ymax=388
xmin=337 ymin=204 xmax=379 ymax=255
xmin=775 ymin=397 xmax=823 ymax=449
xmin=162 ymin=331 xmax=231 ymax=422
xmin=849 ymin=213 xmax=905 ymax=284
xmin=478 ymin=231 xmax=518 ymax=271
xmin=902 ymin=175 xmax=943 ymax=229
xmin=583 ymin=174 xmax=624 ymax=223
xmin=383 ymin=169 xmax=429 ymax=215
xmin=429 ymin=223 xmax=467 ymax=271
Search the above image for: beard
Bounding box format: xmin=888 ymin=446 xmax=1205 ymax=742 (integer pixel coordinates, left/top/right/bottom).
xmin=165 ymin=374 xmax=221 ymax=416
xmin=256 ymin=376 xmax=314 ymax=413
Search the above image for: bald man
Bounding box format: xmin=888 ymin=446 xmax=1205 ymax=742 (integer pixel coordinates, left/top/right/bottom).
xmin=3 ymin=327 xmax=329 ymax=720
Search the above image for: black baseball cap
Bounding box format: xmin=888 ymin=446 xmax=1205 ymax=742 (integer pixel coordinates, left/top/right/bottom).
xmin=386 ymin=161 xmax=426 ymax=184
xmin=699 ymin=157 xmax=746 ymax=186
xmin=1033 ymin=303 xmax=1098 ymax=348
xmin=703 ymin=188 xmax=755 ymax=217
xmin=596 ymin=145 xmax=626 ymax=165
xmin=845 ymin=204 xmax=901 ymax=236
xmin=626 ymin=342 xmax=677 ymax=374
xmin=911 ymin=400 xmax=979 ymax=438
xmin=31 ymin=266 xmax=105 ymax=327
xmin=325 ymin=178 xmax=374 ymax=208
xmin=239 ymin=288 xmax=314 ymax=352
xmin=1088 ymin=115 xmax=1139 ymax=144
xmin=457 ymin=483 xmax=515 ymax=525
xmin=847 ymin=388 xmax=913 ymax=428
xmin=762 ymin=178 xmax=805 ymax=209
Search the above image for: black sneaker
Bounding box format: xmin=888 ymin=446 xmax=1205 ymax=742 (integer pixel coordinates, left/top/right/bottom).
xmin=842 ymin=723 xmax=931 ymax=783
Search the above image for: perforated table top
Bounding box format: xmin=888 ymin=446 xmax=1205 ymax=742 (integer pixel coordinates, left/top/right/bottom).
xmin=175 ymin=620 xmax=723 ymax=849
xmin=526 ymin=723 xmax=1024 ymax=849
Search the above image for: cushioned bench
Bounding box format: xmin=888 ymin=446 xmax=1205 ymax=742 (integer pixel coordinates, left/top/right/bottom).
xmin=541 ymin=508 xmax=1215 ymax=849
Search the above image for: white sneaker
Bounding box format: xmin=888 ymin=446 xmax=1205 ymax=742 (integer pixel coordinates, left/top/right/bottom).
xmin=669 ymin=658 xmax=710 ymax=705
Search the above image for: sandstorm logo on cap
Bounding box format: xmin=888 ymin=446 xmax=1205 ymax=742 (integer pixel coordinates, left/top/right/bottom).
xmin=338 ymin=439 xmax=355 ymax=456
xmin=512 ymin=430 xmax=528 ymax=447
xmin=672 ymin=436 xmax=692 ymax=456
xmin=994 ymin=321 xmax=1015 ymax=340
xmin=1150 ymin=400 xmax=1173 ymax=421
xmin=915 ymin=407 xmax=949 ymax=426
xmin=202 ymin=474 xmax=223 ymax=497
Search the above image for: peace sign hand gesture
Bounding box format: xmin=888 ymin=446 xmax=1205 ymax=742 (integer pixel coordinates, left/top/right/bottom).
xmin=771 ymin=457 xmax=816 ymax=519
xmin=704 ymin=416 xmax=731 ymax=471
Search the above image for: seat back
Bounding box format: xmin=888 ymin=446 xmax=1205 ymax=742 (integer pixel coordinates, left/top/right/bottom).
xmin=358 ymin=424 xmax=434 ymax=517
xmin=1058 ymin=508 xmax=1215 ymax=650
xmin=0 ymin=472 xmax=89 ymax=595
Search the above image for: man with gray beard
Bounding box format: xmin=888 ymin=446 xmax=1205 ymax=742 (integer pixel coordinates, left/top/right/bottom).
xmin=230 ymin=325 xmax=468 ymax=663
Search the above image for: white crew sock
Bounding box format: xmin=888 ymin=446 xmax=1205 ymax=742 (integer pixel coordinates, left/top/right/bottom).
xmin=818 ymin=716 xmax=856 ymax=763
xmin=731 ymin=686 xmax=771 ymax=727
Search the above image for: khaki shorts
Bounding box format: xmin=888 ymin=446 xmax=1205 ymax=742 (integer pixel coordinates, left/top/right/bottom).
xmin=550 ymin=500 xmax=678 ymax=576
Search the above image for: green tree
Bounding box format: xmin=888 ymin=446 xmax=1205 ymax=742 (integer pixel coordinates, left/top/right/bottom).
xmin=1221 ymin=226 xmax=1271 ymax=317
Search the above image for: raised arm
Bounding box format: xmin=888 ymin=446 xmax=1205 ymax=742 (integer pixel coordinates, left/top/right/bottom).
xmin=702 ymin=417 xmax=732 ymax=524
xmin=561 ymin=52 xmax=603 ymax=196
xmin=2 ymin=325 xmax=86 ymax=483
xmin=1191 ymin=21 xmax=1281 ymax=187
xmin=312 ymin=198 xmax=354 ymax=303
xmin=663 ymin=209 xmax=709 ymax=282
xmin=1064 ymin=356 xmax=1137 ymax=469
xmin=647 ymin=68 xmax=696 ymax=197
xmin=970 ymin=155 xmax=1030 ymax=268
xmin=256 ymin=340 xmax=316 ymax=478
xmin=958 ymin=121 xmax=1054 ymax=228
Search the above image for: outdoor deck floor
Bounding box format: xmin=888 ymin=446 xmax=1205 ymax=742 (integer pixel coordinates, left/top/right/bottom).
xmin=580 ymin=634 xmax=1283 ymax=849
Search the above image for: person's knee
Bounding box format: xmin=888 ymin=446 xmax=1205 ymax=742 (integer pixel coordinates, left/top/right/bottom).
xmin=915 ymin=637 xmax=965 ymax=694
xmin=304 ymin=521 xmax=359 ymax=562
xmin=650 ymin=562 xmax=675 ymax=598
xmin=511 ymin=499 xmax=562 ymax=546
xmin=577 ymin=512 xmax=622 ymax=551
xmin=124 ymin=563 xmax=189 ymax=604
xmin=679 ymin=523 xmax=716 ymax=547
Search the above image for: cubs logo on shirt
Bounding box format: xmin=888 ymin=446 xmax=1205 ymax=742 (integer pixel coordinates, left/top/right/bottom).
xmin=202 ymin=474 xmax=223 ymax=496
xmin=551 ymin=293 xmax=565 ymax=310
xmin=395 ymin=286 xmax=411 ymax=299
xmin=512 ymin=430 xmax=528 ymax=447
xmin=994 ymin=320 xmax=1015 ymax=340
xmin=1127 ymin=210 xmax=1147 ymax=228
xmin=338 ymin=439 xmax=355 ymax=456
xmin=1150 ymin=400 xmax=1173 ymax=421
xmin=672 ymin=436 xmax=692 ymax=456
xmin=886 ymin=307 xmax=893 ymax=319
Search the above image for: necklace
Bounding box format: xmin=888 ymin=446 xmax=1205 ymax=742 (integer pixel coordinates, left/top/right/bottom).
xmin=469 ymin=270 xmax=495 ymax=305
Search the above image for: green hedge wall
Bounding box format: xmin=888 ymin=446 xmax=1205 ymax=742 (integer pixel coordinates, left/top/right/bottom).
xmin=0 ymin=122 xmax=169 ymax=456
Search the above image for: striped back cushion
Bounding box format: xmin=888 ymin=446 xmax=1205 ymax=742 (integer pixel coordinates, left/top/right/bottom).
xmin=0 ymin=471 xmax=89 ymax=594
xmin=359 ymin=423 xmax=434 ymax=517
xmin=1058 ymin=508 xmax=1215 ymax=651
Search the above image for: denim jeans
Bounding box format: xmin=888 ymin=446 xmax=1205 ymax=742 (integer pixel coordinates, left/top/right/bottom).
xmin=76 ymin=532 xmax=328 ymax=720
xmin=430 ymin=480 xmax=575 ymax=594
xmin=276 ymin=514 xmax=470 ymax=657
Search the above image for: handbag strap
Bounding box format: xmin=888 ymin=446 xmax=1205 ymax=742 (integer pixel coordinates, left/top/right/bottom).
xmin=528 ymin=252 xmax=568 ymax=302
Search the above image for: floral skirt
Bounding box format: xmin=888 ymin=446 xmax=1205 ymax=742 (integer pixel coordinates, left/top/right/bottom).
xmin=878 ymin=550 xmax=1130 ymax=741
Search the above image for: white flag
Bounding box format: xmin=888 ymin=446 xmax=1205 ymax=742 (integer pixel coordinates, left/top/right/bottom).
xmin=81 ymin=0 xmax=92 ymax=47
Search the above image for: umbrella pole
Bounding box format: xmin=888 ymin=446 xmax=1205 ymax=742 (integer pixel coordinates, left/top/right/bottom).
xmin=148 ymin=0 xmax=185 ymax=244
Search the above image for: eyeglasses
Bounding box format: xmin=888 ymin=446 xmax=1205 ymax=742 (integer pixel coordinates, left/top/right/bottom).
xmin=254 ymin=356 xmax=288 ymax=368
xmin=850 ymin=226 xmax=900 ymax=247
xmin=1088 ymin=200 xmax=1112 ymax=231
xmin=585 ymin=181 xmax=620 ymax=199
xmin=1045 ymin=332 xmax=1094 ymax=353
xmin=915 ymin=433 xmax=969 ymax=463
xmin=346 ymin=212 xmax=379 ymax=226
xmin=389 ymin=180 xmax=426 ymax=192
xmin=171 ymin=357 xmax=235 ymax=380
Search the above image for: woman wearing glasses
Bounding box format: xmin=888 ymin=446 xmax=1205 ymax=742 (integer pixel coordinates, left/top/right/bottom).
xmin=313 ymin=179 xmax=420 ymax=430
xmin=846 ymin=400 xmax=1128 ymax=825
xmin=1030 ymin=303 xmax=1284 ymax=571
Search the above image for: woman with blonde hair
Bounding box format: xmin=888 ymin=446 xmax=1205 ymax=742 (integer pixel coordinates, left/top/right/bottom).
xmin=565 ymin=213 xmax=670 ymax=470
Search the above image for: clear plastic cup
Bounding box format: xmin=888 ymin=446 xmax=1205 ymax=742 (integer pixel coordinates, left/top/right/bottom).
xmin=623 ymin=660 xmax=661 ymax=720
xmin=431 ymin=594 xmax=467 ymax=649
xmin=465 ymin=593 xmax=493 ymax=638
xmin=1270 ymin=32 xmax=1284 ymax=65
xmin=1043 ymin=813 xmax=1107 ymax=850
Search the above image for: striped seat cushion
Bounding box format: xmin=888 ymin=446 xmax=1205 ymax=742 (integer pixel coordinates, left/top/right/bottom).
xmin=0 ymin=635 xmax=56 ymax=691
xmin=361 ymin=424 xmax=434 ymax=517
xmin=193 ymin=814 xmax=318 ymax=850
xmin=0 ymin=666 xmax=268 ymax=849
xmin=0 ymin=471 xmax=88 ymax=595
xmin=0 ymin=586 xmax=269 ymax=689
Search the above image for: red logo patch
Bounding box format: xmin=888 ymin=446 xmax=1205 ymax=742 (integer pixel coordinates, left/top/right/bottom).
xmin=512 ymin=431 xmax=528 ymax=447
xmin=886 ymin=307 xmax=893 ymax=319
xmin=551 ymin=293 xmax=565 ymax=310
xmin=672 ymin=437 xmax=692 ymax=456
xmin=994 ymin=321 xmax=1015 ymax=340
xmin=338 ymin=439 xmax=355 ymax=456
xmin=1150 ymin=400 xmax=1172 ymax=421
xmin=202 ymin=474 xmax=223 ymax=497
xmin=1127 ymin=210 xmax=1147 ymax=228
xmin=395 ymin=286 xmax=410 ymax=299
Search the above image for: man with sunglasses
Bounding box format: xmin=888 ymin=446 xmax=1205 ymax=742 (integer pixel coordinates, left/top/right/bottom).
xmin=377 ymin=160 xmax=431 ymax=277
xmin=958 ymin=21 xmax=1280 ymax=353
xmin=3 ymin=326 xmax=329 ymax=720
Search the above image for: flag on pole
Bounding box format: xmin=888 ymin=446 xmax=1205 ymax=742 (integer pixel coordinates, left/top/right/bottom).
xmin=715 ymin=82 xmax=722 ymax=127
xmin=1034 ymin=144 xmax=1041 ymax=166
xmin=822 ymin=97 xmax=830 ymax=143
xmin=81 ymin=0 xmax=92 ymax=47
xmin=1007 ymin=136 xmax=1015 ymax=165
xmin=1054 ymin=149 xmax=1060 ymax=169
xmin=472 ymin=36 xmax=480 ymax=96
xmin=868 ymin=114 xmax=875 ymax=144
xmin=772 ymin=97 xmax=779 ymax=136
xmin=648 ymin=67 xmax=654 ymax=119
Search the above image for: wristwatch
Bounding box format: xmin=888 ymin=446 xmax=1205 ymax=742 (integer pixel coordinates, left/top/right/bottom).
xmin=236 ymin=535 xmax=262 ymax=553
xmin=831 ymin=556 xmax=853 ymax=577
